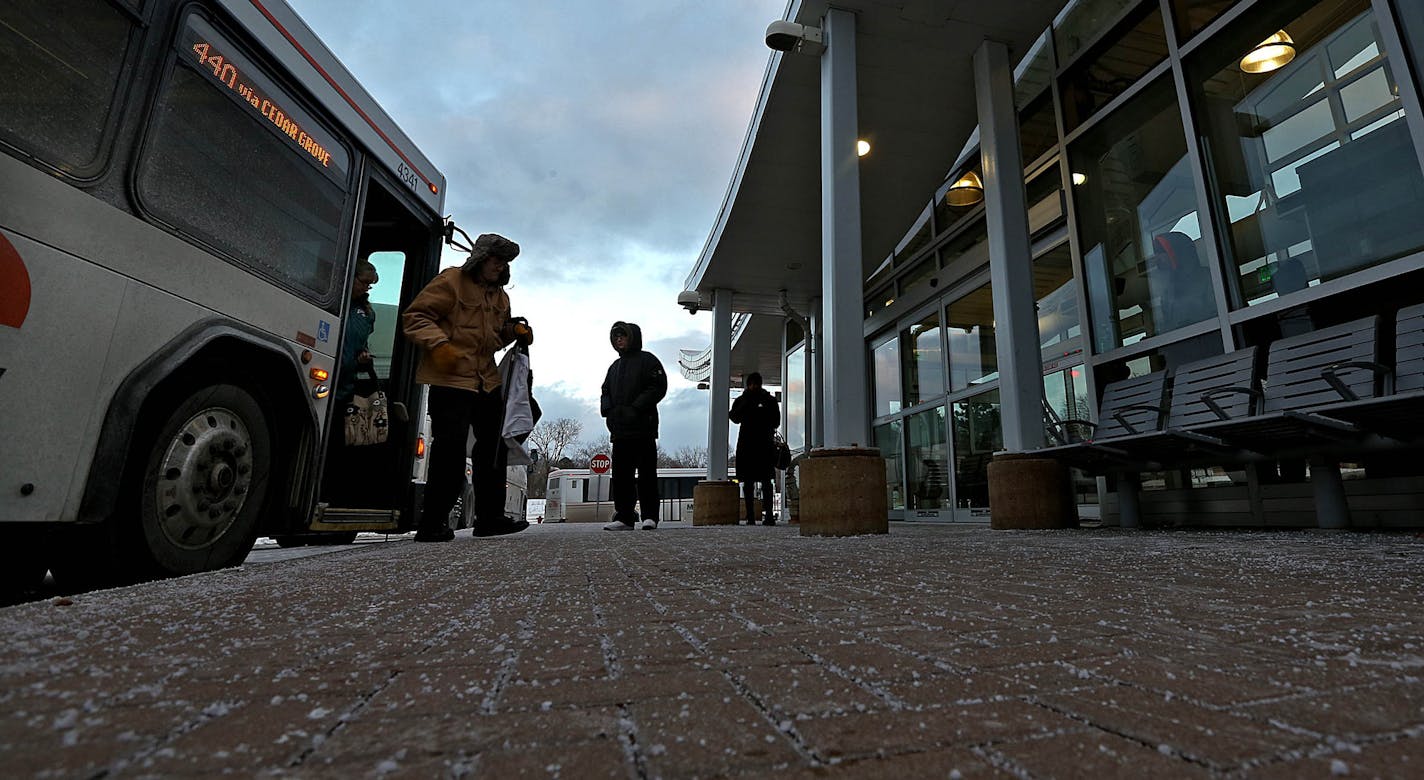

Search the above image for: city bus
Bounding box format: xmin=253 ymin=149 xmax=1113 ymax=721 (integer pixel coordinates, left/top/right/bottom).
xmin=0 ymin=0 xmax=451 ymax=591
xmin=544 ymin=468 xmax=704 ymax=523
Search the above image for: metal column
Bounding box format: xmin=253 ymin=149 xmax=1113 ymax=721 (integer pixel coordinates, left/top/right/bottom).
xmin=810 ymin=297 xmax=823 ymax=448
xmin=820 ymin=9 xmax=869 ymax=447
xmin=707 ymin=288 xmax=733 ymax=480
xmin=974 ymin=40 xmax=1045 ymax=452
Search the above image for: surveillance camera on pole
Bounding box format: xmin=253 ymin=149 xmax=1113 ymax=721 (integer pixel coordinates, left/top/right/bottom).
xmin=765 ymin=20 xmax=824 ymax=55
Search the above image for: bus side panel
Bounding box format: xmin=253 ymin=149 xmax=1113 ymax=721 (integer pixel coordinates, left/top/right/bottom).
xmin=0 ymin=157 xmax=341 ymax=366
xmin=0 ymin=232 xmax=125 ymax=524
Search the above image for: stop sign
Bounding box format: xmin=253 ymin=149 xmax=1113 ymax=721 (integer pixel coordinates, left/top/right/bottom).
xmin=590 ymin=453 xmax=612 ymax=474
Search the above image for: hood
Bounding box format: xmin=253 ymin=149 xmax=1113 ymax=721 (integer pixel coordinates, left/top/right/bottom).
xmin=609 ymin=321 xmax=643 ymax=354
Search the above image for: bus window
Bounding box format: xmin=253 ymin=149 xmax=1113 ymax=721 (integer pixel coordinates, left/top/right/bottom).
xmin=0 ymin=0 xmax=138 ymax=174
xmin=134 ymin=13 xmax=352 ymax=303
xmin=364 ymin=251 xmax=405 ymax=378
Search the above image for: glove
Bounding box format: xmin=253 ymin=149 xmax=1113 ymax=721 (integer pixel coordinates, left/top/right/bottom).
xmin=431 ymin=342 xmax=461 ymax=372
xmin=514 ymin=322 xmax=533 ymax=346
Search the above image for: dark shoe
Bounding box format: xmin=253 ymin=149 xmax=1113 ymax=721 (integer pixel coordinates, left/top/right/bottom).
xmin=474 ymin=518 xmax=530 ymax=537
xmin=762 ymin=518 xmax=776 ymax=526
xmin=414 ymin=526 xmax=455 ymax=543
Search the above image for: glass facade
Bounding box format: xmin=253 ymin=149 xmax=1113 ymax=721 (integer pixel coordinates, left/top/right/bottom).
xmin=844 ymin=0 xmax=1424 ymax=525
xmin=904 ymin=406 xmax=950 ymax=511
xmin=785 ymin=343 xmax=806 ymax=452
xmin=902 ymin=310 xmax=945 ymax=407
xmin=946 ymin=284 xmax=998 ymax=391
xmin=871 ymin=335 xmax=901 ymax=417
xmin=1072 ymin=76 xmax=1216 ymax=352
xmin=875 ymin=421 xmax=905 ymax=511
xmin=951 ymin=391 xmax=1002 ymax=510
xmin=1187 ymin=0 xmax=1424 ymax=309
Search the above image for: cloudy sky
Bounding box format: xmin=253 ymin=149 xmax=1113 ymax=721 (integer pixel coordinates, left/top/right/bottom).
xmin=289 ymin=0 xmax=787 ymax=451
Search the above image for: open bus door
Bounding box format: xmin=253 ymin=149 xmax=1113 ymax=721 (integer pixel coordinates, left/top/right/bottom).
xmin=284 ymin=174 xmax=441 ymax=544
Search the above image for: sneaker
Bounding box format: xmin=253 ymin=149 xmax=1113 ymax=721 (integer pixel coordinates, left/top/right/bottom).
xmin=640 ymin=519 xmax=658 ymax=530
xmin=414 ymin=526 xmax=455 ymax=543
xmin=474 ymin=518 xmax=530 ymax=537
xmin=603 ymin=520 xmax=635 ymax=531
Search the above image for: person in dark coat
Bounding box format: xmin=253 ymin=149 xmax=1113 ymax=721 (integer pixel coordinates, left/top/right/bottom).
xmin=729 ymin=372 xmax=780 ymax=525
xmin=600 ymin=322 xmax=668 ymax=530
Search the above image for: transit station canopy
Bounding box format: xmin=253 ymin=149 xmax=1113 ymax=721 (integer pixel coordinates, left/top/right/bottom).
xmin=684 ymin=0 xmax=1069 ymax=382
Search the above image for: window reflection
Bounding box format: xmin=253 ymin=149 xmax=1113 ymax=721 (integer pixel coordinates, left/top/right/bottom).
xmin=874 ymin=421 xmax=905 ymax=511
xmin=1071 ymin=76 xmax=1215 ymax=352
xmin=904 ymin=406 xmax=949 ymax=511
xmin=1034 ymin=244 xmax=1080 ymax=349
xmin=902 ymin=311 xmax=945 ymax=407
xmin=951 ymin=391 xmax=1002 ymax=510
xmin=785 ymin=344 xmax=806 ymax=452
xmin=946 ymin=284 xmax=998 ymax=391
xmin=1188 ymin=0 xmax=1424 ymax=309
xmin=1060 ymin=4 xmax=1170 ymax=131
xmin=872 ymin=336 xmax=901 ymax=417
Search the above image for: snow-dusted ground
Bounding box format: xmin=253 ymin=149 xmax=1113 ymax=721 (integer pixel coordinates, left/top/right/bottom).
xmin=2 ymin=523 xmax=1422 ymax=777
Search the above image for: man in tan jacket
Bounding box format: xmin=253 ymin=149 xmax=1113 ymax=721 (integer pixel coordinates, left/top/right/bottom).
xmin=403 ymin=233 xmax=532 ymax=541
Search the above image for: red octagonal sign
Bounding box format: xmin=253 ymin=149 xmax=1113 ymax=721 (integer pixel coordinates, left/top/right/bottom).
xmin=590 ymin=453 xmax=611 ymax=474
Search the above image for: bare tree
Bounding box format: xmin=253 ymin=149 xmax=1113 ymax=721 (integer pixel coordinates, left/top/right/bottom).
xmin=527 ymin=418 xmax=583 ymax=497
xmin=668 ymin=445 xmax=709 ymax=468
xmin=568 ymin=435 xmax=613 ymax=468
xmin=529 ymin=418 xmax=583 ymax=465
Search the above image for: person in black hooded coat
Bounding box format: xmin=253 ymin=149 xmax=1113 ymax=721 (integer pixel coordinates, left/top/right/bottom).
xmin=600 ymin=322 xmax=668 ymax=529
xmin=729 ymin=371 xmax=780 ymax=525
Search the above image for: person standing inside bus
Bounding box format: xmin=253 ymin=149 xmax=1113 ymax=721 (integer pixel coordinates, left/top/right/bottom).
xmin=402 ymin=233 xmax=532 ymax=542
xmin=335 ymin=259 xmax=379 ymax=405
xmin=600 ymin=322 xmax=667 ymax=531
xmin=729 ymin=372 xmax=780 ymax=525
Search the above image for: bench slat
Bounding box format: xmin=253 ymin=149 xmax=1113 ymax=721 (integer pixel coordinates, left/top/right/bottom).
xmin=1263 ymin=316 xmax=1381 ymax=412
xmin=1397 ymin=303 xmax=1424 ymax=393
xmin=1169 ymin=347 xmax=1259 ymax=427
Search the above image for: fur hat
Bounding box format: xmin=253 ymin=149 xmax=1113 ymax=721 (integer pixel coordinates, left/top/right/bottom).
xmin=462 ymin=233 xmax=520 ymax=284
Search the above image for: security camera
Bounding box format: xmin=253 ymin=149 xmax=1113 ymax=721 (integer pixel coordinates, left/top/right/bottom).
xmin=677 ymin=290 xmax=703 ymax=314
xmin=765 ymin=20 xmax=824 ymax=55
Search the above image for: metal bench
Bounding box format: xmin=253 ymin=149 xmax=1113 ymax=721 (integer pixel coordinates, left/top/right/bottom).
xmin=1308 ymin=303 xmax=1424 ymax=440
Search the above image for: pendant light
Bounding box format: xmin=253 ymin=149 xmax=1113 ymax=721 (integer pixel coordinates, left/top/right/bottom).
xmin=1240 ymin=30 xmax=1296 ymax=74
xmin=946 ymin=171 xmax=984 ymax=207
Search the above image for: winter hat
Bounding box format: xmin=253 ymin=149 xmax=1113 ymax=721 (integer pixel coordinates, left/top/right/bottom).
xmin=462 ymin=233 xmax=520 ymax=283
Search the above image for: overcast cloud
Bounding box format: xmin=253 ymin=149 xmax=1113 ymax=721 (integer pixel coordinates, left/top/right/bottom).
xmin=289 ymin=0 xmax=787 ymax=451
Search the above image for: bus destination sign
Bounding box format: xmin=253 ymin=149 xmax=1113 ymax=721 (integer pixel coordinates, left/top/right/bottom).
xmin=182 ymin=16 xmax=348 ymax=178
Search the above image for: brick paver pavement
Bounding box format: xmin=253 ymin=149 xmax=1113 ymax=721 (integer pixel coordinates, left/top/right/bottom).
xmin=3 ymin=523 xmax=1423 ymax=778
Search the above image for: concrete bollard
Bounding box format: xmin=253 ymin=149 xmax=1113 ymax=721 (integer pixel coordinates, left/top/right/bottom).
xmin=692 ymin=480 xmax=740 ymax=526
xmin=799 ymin=447 xmax=888 ymax=536
xmin=987 ymin=453 xmax=1078 ymax=530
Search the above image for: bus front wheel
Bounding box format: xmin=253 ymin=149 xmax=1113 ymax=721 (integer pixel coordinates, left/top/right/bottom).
xmin=135 ymin=384 xmax=271 ymax=575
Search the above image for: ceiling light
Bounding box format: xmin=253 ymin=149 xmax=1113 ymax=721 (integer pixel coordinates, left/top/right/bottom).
xmin=857 ymin=139 xmax=871 ymax=157
xmin=1241 ymin=30 xmax=1296 ymax=74
xmin=1071 ymin=172 xmax=1088 ymax=186
xmin=946 ymin=171 xmax=984 ymax=207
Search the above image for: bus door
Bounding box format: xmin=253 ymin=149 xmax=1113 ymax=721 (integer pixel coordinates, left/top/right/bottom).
xmin=311 ymin=175 xmax=441 ymax=534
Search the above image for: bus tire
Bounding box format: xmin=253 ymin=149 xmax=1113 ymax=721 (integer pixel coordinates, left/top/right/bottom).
xmin=135 ymin=384 xmax=270 ymax=575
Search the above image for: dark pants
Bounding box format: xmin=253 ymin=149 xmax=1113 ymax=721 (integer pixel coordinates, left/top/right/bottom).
xmin=423 ymin=385 xmax=506 ymax=530
xmin=611 ymin=436 xmax=658 ymax=523
xmin=743 ymin=478 xmax=774 ymax=522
